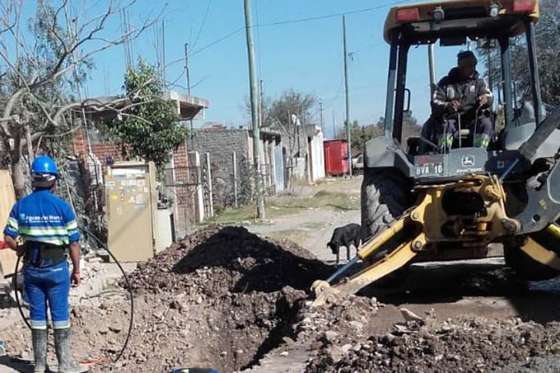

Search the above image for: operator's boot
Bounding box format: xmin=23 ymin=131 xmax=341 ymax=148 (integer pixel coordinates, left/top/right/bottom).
xmin=54 ymin=328 xmax=88 ymax=373
xmin=31 ymin=329 xmax=47 ymax=373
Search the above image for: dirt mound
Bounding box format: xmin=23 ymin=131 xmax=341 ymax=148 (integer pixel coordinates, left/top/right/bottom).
xmin=81 ymin=226 xmax=331 ymax=372
xmin=7 ymin=225 xmax=560 ymax=373
xmin=305 ymin=316 xmax=560 ymax=373
xmin=128 ymin=226 xmax=327 ymax=296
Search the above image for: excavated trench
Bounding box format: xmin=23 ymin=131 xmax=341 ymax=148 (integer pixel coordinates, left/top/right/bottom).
xmin=5 ymin=226 xmax=560 ymax=373
xmin=79 ymin=226 xmax=333 ymax=372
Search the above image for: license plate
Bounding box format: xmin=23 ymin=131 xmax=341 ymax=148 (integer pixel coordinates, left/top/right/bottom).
xmin=415 ymin=162 xmax=444 ymax=177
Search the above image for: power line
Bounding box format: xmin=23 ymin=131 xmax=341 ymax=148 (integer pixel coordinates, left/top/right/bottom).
xmin=164 ymin=0 xmax=406 ymax=92
xmin=190 ymin=0 xmax=406 ymax=57
xmin=191 ymin=27 xmax=244 ymax=56
xmin=192 ymin=0 xmax=213 ymax=51
xmin=258 ymin=1 xmax=409 ymax=27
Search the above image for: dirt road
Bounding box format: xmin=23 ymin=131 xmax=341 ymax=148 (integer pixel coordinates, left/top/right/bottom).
xmin=246 ymin=177 xmax=361 ymax=263
xmin=2 ymin=177 xmax=560 ymax=372
xmin=242 ymin=177 xmax=559 ymax=322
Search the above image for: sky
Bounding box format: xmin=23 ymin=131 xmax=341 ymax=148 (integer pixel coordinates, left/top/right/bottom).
xmin=77 ymin=0 xmax=465 ymax=138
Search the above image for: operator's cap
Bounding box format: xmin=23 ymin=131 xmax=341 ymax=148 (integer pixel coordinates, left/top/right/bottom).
xmin=457 ymin=50 xmax=478 ymax=67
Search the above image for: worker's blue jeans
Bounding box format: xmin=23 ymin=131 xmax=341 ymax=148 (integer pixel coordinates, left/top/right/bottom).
xmin=23 ymin=260 xmax=70 ymax=330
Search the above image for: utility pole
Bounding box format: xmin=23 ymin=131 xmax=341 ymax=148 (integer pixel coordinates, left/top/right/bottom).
xmin=428 ymin=44 xmax=436 ymax=95
xmin=332 ymin=110 xmax=336 ymax=139
xmin=259 ymin=79 xmax=264 ymax=128
xmin=184 ymin=43 xmax=191 ymax=95
xmin=343 ymin=15 xmax=352 ymax=176
xmin=319 ymin=101 xmax=324 ymax=133
xmin=244 ymin=0 xmax=266 ymax=219
xmin=184 ymin=42 xmax=194 ymax=147
xmin=162 ymin=19 xmax=166 ymax=86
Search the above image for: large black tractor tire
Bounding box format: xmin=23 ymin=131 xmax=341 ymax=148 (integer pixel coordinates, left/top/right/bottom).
xmin=360 ymin=168 xmax=413 ymax=290
xmin=361 ymin=168 xmax=411 ymax=240
xmin=504 ymin=240 xmax=560 ymax=281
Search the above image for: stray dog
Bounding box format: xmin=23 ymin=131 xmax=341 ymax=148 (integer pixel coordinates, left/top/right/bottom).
xmin=327 ymin=223 xmax=362 ymax=264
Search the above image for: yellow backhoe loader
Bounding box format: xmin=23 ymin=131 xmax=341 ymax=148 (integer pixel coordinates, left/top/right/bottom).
xmin=313 ymin=0 xmax=560 ymax=304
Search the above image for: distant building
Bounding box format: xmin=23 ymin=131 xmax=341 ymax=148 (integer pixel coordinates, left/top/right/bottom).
xmin=305 ymin=124 xmax=326 ymax=183
xmin=189 ymin=127 xmax=284 ymax=209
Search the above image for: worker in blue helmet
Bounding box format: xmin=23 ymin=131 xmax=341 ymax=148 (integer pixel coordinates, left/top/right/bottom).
xmin=3 ymin=156 xmax=86 ymax=373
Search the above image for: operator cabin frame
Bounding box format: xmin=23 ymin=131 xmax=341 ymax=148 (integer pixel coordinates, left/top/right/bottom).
xmin=382 ymin=0 xmax=542 ymax=146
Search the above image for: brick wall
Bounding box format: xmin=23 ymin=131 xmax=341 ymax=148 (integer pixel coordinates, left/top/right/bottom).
xmin=72 ymin=128 xmax=87 ymax=158
xmin=71 ymin=129 xmax=195 ymax=239
xmin=171 ymin=143 xmax=197 ymax=238
xmin=71 ymin=129 xmax=124 ymax=165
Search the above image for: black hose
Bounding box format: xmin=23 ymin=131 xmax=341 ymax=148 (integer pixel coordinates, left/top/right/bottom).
xmin=12 ymin=254 xmax=30 ymax=330
xmin=12 ymin=229 xmax=134 ymax=364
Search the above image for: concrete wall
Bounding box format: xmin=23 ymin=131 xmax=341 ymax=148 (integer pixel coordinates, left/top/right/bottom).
xmin=307 ymin=126 xmax=326 ymax=182
xmin=190 ymin=128 xmax=285 ymax=208
xmin=190 ymin=128 xmax=252 ymax=208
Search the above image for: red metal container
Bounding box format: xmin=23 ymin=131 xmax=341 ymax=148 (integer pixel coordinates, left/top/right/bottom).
xmin=324 ymin=140 xmax=349 ymax=176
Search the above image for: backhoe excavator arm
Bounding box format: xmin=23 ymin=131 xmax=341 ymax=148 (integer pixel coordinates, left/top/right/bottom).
xmin=312 ymin=193 xmax=431 ymax=306
xmin=311 ymin=108 xmax=560 ymax=305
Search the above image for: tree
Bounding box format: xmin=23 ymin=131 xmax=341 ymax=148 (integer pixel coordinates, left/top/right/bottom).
xmin=0 ymin=1 xmax=155 ymax=197
xmin=336 ymin=121 xmax=383 ymax=153
xmin=342 ymin=113 xmax=421 ymax=152
xmin=266 ymin=89 xmax=316 ymax=157
xmin=478 ymin=0 xmax=560 ymax=107
xmin=247 ymin=89 xmax=317 ymax=188
xmin=105 ymin=60 xmax=183 ymax=170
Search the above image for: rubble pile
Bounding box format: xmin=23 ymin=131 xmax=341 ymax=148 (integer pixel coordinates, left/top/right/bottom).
xmin=293 ymin=295 xmax=380 ymax=345
xmin=85 ymin=226 xmax=331 ymax=372
xmin=305 ymin=316 xmax=560 ymax=373
xmin=4 ymin=226 xmax=560 ymax=373
xmin=128 ymin=226 xmax=328 ymax=297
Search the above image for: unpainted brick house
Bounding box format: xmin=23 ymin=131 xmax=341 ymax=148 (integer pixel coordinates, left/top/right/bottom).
xmin=72 ymin=91 xmax=209 ymax=239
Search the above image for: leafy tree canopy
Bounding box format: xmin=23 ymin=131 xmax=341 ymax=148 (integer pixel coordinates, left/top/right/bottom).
xmin=106 ymin=60 xmax=183 ymax=169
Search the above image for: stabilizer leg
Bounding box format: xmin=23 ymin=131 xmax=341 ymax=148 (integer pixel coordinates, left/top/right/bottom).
xmin=520 ymin=224 xmax=560 ymax=271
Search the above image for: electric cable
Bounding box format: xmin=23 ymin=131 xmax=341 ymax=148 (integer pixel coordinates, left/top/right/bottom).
xmin=192 ymin=0 xmax=213 ymax=52
xmin=12 ymin=227 xmax=135 ymax=364
xmin=190 ymin=0 xmax=408 ymax=57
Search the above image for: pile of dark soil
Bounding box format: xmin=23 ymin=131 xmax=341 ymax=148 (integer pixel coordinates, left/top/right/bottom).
xmin=129 ymin=226 xmax=326 ymax=296
xmin=305 ymin=316 xmax=560 ymax=373
xmin=6 ymin=225 xmax=560 ymax=373
xmin=87 ymin=226 xmax=331 ymax=372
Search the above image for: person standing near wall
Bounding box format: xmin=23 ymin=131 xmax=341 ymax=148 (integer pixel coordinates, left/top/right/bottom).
xmin=3 ymin=155 xmax=86 ymax=373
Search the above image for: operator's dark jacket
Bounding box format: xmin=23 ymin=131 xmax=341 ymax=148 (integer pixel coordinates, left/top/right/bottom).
xmin=431 ymin=67 xmax=492 ymax=120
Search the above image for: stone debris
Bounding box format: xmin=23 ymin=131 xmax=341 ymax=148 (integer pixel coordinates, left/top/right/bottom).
xmin=305 ymin=316 xmax=560 ymax=373
xmin=2 ymin=226 xmax=560 ymax=373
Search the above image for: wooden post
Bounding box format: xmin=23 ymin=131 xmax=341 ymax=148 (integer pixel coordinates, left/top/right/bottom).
xmin=194 ymin=151 xmax=204 ymax=223
xmin=205 ymin=152 xmax=214 ymax=217
xmin=233 ymin=151 xmax=238 ymax=208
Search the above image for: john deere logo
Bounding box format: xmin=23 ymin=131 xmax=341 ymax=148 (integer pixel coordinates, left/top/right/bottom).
xmin=461 ymin=156 xmax=475 ymax=167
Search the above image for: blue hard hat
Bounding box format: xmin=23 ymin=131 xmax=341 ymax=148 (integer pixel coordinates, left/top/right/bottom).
xmin=31 ymin=155 xmax=58 ymax=176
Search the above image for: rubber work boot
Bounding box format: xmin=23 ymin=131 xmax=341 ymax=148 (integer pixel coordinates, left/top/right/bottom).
xmin=54 ymin=328 xmax=88 ymax=373
xmin=31 ymin=329 xmax=47 ymax=373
